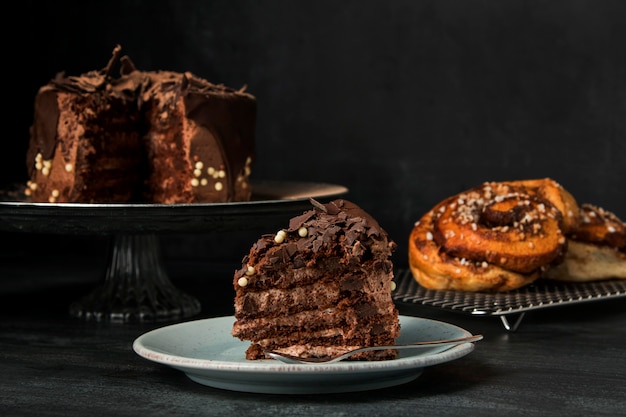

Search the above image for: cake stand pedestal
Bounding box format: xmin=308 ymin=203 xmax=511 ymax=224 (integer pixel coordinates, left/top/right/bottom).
xmin=0 ymin=180 xmax=348 ymax=323
xmin=69 ymin=234 xmax=201 ymax=322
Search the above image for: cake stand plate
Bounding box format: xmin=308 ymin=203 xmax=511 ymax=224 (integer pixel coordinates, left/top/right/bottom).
xmin=0 ymin=180 xmax=348 ymax=323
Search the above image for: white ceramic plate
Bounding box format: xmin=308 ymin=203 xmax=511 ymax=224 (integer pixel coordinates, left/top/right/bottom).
xmin=133 ymin=315 xmax=478 ymax=394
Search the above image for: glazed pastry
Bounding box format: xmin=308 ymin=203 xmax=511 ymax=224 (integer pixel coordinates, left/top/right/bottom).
xmin=408 ymin=178 xmax=578 ymax=292
xmin=543 ymin=204 xmax=626 ymax=281
xmin=498 ymin=179 xmax=580 ymax=234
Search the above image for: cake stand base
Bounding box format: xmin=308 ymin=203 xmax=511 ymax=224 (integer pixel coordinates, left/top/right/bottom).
xmin=69 ymin=234 xmax=201 ymax=323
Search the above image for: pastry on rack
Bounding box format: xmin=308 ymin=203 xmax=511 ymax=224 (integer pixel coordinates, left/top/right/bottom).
xmin=408 ymin=178 xmax=579 ymax=292
xmin=542 ymin=203 xmax=626 ymax=281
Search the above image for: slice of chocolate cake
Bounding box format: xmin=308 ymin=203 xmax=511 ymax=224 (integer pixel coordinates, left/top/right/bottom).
xmin=232 ymin=199 xmax=401 ymax=361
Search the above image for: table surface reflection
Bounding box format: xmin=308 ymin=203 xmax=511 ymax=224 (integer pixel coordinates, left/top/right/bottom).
xmin=1 ymin=253 xmax=625 ymax=417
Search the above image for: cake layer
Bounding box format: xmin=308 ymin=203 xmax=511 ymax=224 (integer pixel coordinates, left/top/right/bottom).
xmin=232 ymin=303 xmax=399 ymax=341
xmin=240 ymin=308 xmax=399 ymax=361
xmin=234 ymin=268 xmax=394 ymax=320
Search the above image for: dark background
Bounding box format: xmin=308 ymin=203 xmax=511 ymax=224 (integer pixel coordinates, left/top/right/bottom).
xmin=2 ymin=0 xmax=625 ymax=273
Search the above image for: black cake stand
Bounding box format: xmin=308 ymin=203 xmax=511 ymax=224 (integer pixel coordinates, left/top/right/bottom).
xmin=0 ymin=180 xmax=348 ymax=323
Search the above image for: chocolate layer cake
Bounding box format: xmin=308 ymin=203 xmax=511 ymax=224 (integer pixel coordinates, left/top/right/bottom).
xmin=25 ymin=45 xmax=256 ymax=204
xmin=232 ymin=199 xmax=401 ymax=361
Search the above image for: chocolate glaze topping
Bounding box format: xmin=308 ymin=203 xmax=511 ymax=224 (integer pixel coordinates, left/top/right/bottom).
xmin=288 ymin=199 xmax=388 ymax=256
xmin=238 ymin=198 xmax=396 ymax=279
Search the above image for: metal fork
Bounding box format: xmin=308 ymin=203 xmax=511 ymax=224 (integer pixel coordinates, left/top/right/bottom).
xmin=264 ymin=334 xmax=483 ymax=364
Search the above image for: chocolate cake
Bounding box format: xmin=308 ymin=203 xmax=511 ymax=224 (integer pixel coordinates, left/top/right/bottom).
xmin=231 ymin=198 xmax=401 ymax=361
xmin=25 ymin=45 xmax=256 ymax=203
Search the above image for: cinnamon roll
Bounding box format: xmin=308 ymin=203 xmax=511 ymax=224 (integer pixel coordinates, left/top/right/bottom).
xmin=409 ymin=178 xmax=578 ymax=292
xmin=542 ymin=203 xmax=626 ymax=281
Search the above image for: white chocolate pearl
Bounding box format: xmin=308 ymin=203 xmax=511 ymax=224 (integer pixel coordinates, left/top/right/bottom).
xmin=207 ymin=167 xmax=215 ymax=175
xmin=191 ymin=178 xmax=199 ymax=187
xmin=65 ymin=163 xmax=73 ymax=172
xmin=41 ymin=167 xmax=50 ymax=176
xmin=51 ymin=189 xmax=60 ymax=198
xmin=237 ymin=277 xmax=249 ymax=287
xmin=274 ymin=230 xmax=287 ymax=243
xmin=390 ymin=281 xmax=396 ymax=291
xmin=217 ymin=170 xmax=226 ymax=178
xmin=215 ymin=181 xmax=223 ymax=191
xmin=195 ymin=161 xmax=204 ymax=170
xmin=193 ymin=169 xmax=202 ymax=177
xmin=245 ymin=265 xmax=256 ymax=276
xmin=298 ymin=227 xmax=308 ymax=237
xmin=200 ymin=178 xmax=208 ymax=186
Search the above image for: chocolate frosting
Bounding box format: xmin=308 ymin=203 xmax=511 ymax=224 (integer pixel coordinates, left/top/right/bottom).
xmin=288 ymin=198 xmax=388 ymax=241
xmin=240 ymin=199 xmax=396 ymax=277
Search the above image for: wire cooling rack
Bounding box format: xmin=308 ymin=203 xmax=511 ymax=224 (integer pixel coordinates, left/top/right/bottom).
xmin=392 ymin=269 xmax=626 ymax=331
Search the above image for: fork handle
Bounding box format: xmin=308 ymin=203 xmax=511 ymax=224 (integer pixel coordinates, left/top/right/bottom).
xmin=356 ymin=334 xmax=483 ymax=354
xmin=395 ymin=334 xmax=483 ymax=349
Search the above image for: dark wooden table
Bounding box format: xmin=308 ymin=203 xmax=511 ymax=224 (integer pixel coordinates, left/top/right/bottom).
xmin=1 ymin=253 xmax=625 ymax=417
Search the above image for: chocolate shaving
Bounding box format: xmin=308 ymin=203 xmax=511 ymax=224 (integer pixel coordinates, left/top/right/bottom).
xmin=326 ymin=200 xmax=342 ymax=215
xmin=285 ymin=242 xmax=298 ymax=258
xmin=119 ymin=55 xmax=138 ymax=75
xmin=309 ymin=198 xmax=327 ymax=213
xmin=102 ymin=44 xmax=123 ymax=79
xmin=289 ymin=210 xmax=316 ymax=230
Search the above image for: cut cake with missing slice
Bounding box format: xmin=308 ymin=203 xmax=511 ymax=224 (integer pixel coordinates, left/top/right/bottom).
xmin=231 ymin=198 xmax=401 ymax=361
xmin=25 ymin=45 xmax=256 ymax=204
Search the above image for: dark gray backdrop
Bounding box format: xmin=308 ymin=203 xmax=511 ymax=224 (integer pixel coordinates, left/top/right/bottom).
xmin=3 ymin=0 xmax=625 ymax=269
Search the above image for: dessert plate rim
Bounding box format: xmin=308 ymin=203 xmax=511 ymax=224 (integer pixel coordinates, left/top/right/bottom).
xmin=132 ymin=315 xmax=477 ymax=394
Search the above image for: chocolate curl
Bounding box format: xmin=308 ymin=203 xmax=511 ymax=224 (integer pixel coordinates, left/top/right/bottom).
xmin=102 ymin=44 xmax=123 ymax=79
xmin=309 ymin=198 xmax=327 ymax=213
xmin=119 ymin=55 xmax=138 ymax=75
